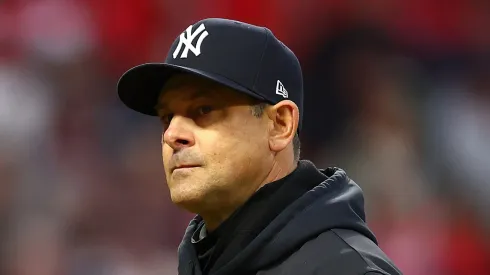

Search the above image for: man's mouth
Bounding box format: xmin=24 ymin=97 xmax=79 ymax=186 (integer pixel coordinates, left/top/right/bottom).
xmin=172 ymin=165 xmax=200 ymax=172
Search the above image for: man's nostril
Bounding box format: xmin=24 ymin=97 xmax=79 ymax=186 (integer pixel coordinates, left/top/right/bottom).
xmin=177 ymin=139 xmax=189 ymax=145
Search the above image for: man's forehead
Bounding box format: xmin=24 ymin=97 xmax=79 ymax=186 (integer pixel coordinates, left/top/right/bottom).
xmin=156 ymin=88 xmax=213 ymax=111
xmin=156 ymin=75 xmax=224 ymax=110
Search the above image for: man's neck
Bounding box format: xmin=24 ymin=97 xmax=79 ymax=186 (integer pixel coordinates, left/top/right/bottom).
xmin=202 ymin=160 xmax=297 ymax=232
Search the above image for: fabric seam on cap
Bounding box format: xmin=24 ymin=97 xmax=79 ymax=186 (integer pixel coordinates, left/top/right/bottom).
xmin=251 ymin=27 xmax=270 ymax=94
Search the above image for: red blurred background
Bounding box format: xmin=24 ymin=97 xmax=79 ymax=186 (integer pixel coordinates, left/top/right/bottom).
xmin=1 ymin=0 xmax=489 ymax=274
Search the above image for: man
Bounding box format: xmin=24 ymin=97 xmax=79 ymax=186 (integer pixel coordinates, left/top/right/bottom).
xmin=117 ymin=18 xmax=402 ymax=275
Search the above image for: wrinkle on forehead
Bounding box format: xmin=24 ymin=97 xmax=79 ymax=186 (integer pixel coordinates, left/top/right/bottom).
xmin=154 ymin=74 xmax=220 ymax=112
xmin=154 ymin=74 xmax=254 ymax=113
xmin=155 ymin=88 xmax=214 ymax=112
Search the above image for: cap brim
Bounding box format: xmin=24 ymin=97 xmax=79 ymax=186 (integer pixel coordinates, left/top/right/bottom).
xmin=117 ymin=63 xmax=266 ymax=116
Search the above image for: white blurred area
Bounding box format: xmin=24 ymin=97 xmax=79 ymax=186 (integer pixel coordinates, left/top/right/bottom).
xmin=0 ymin=0 xmax=489 ymax=274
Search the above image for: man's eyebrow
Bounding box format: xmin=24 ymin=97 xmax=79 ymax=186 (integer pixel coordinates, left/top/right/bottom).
xmin=154 ymin=88 xmax=217 ymax=113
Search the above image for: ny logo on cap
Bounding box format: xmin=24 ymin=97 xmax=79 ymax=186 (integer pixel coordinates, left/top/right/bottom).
xmin=173 ymin=23 xmax=209 ymax=59
xmin=276 ymin=80 xmax=288 ymax=98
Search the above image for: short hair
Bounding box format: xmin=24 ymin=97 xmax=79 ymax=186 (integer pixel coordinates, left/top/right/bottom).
xmin=250 ymin=102 xmax=301 ymax=162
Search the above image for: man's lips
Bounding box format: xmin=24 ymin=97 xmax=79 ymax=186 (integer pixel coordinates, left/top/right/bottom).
xmin=171 ymin=165 xmax=200 ymax=172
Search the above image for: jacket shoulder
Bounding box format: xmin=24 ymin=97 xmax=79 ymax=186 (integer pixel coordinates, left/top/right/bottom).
xmin=258 ymin=229 xmax=401 ymax=275
xmin=331 ymin=229 xmax=401 ymax=274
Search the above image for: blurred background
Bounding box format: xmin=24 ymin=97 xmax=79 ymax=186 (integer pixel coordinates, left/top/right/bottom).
xmin=1 ymin=0 xmax=490 ymax=274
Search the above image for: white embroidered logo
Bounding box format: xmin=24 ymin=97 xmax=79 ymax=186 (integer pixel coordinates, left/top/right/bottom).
xmin=276 ymin=80 xmax=288 ymax=98
xmin=173 ymin=23 xmax=209 ymax=59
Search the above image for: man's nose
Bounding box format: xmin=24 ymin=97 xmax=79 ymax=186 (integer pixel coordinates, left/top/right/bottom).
xmin=163 ymin=116 xmax=196 ymax=151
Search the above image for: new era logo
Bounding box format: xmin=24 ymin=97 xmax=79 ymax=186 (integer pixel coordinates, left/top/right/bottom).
xmin=173 ymin=23 xmax=209 ymax=59
xmin=276 ymin=80 xmax=288 ymax=98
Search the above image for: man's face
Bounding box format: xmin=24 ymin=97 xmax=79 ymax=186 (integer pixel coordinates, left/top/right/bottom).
xmin=156 ymin=74 xmax=273 ymax=213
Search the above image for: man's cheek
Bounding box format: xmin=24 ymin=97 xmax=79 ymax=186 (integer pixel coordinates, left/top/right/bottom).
xmin=162 ymin=147 xmax=172 ymax=169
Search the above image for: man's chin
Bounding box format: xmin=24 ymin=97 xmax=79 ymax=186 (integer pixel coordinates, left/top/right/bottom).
xmin=169 ymin=190 xmax=208 ymax=214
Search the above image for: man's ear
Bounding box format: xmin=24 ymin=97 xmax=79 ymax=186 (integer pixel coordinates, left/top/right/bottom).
xmin=266 ymin=100 xmax=299 ymax=153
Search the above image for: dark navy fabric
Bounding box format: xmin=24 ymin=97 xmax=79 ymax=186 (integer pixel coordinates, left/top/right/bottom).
xmin=177 ymin=160 xmax=402 ymax=275
xmin=117 ymin=18 xmax=304 ymax=131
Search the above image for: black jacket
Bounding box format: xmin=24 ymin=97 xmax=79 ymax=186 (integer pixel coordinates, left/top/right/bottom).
xmin=178 ymin=160 xmax=402 ymax=275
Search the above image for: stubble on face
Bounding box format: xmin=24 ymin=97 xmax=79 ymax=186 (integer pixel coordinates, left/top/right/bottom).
xmin=158 ymin=75 xmax=272 ymax=218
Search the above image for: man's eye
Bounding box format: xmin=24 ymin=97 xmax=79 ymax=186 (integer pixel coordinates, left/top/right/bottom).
xmin=197 ymin=106 xmax=213 ymax=116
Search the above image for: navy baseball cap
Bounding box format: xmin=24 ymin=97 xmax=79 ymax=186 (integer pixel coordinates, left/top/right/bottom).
xmin=117 ymin=18 xmax=304 ymax=131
